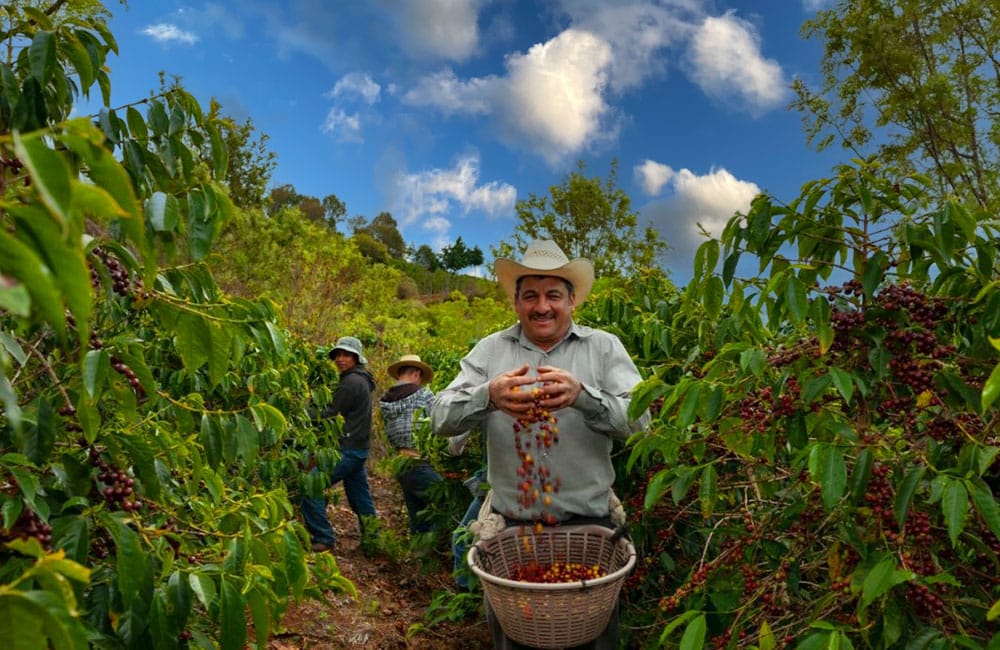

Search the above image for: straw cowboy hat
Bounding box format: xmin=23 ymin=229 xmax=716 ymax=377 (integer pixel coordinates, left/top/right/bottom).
xmin=387 ymin=354 xmax=434 ymax=385
xmin=328 ymin=336 xmax=368 ymax=365
xmin=494 ymin=239 xmax=594 ymax=305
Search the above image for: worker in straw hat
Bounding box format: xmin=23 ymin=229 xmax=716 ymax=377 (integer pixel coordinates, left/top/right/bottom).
xmin=378 ymin=353 xmax=445 ymax=534
xmin=431 ymin=239 xmax=650 ymax=649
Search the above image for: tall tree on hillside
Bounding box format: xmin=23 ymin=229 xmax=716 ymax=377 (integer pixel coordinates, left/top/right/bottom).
xmin=441 ymin=236 xmax=484 ymax=272
xmin=214 ymin=107 xmax=277 ymax=210
xmin=500 ymin=159 xmax=666 ymax=277
xmin=413 ymin=244 xmax=441 ymax=271
xmin=368 ymin=212 xmax=406 ymax=258
xmin=793 ymin=0 xmax=1000 ymax=213
xmin=267 ymin=183 xmax=304 ymax=217
xmin=299 ymin=196 xmax=325 ymax=223
xmin=323 ymin=194 xmax=347 ymax=230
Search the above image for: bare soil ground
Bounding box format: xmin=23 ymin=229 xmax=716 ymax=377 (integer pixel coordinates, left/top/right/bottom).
xmin=267 ymin=471 xmax=494 ymax=649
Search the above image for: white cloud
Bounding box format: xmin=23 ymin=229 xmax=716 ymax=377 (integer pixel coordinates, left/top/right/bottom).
xmin=389 ymin=153 xmax=516 ymax=234
xmin=141 ymin=24 xmax=199 ymax=45
xmin=402 ymin=29 xmax=615 ymax=167
xmin=641 ymin=166 xmax=760 ymax=268
xmin=379 ymin=0 xmax=482 ymax=61
xmin=686 ymin=11 xmax=788 ymax=113
xmin=328 ymin=73 xmax=381 ymax=105
xmin=634 ymin=159 xmax=676 ymax=196
xmin=802 ymin=0 xmax=834 ymax=11
xmin=401 ymin=69 xmax=492 ymax=115
xmin=321 ymin=109 xmax=363 ymax=142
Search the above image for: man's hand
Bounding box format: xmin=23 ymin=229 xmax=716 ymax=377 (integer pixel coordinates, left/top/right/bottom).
xmin=488 ymin=364 xmax=581 ymax=417
xmin=535 ymin=365 xmax=582 ymax=411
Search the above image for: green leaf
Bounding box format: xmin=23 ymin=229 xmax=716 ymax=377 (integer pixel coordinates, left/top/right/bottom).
xmin=81 ymin=349 xmax=109 ymax=399
xmin=809 ymin=443 xmax=846 ymax=509
xmin=785 ymin=276 xmax=808 ymax=323
xmin=982 ymin=361 xmax=1000 ymax=412
xmin=643 ymin=468 xmax=671 ymax=511
xmin=219 ymin=579 xmax=247 ymax=650
xmin=698 ymin=464 xmax=717 ymax=519
xmin=145 ymin=192 xmax=179 ymax=233
xmin=188 ymin=573 xmax=217 ymax=610
xmin=894 ymin=466 xmax=925 ymax=530
xmin=177 ymin=313 xmax=211 ymax=374
xmin=13 ymin=132 xmax=72 ymax=224
xmin=849 ymin=448 xmax=873 ymax=506
xmin=861 ymin=251 xmax=887 ymax=298
xmin=246 ymin=586 xmax=270 ymax=648
xmin=703 ymin=276 xmax=723 ymax=320
xmin=861 ymin=553 xmax=911 ymax=608
xmin=679 ymin=613 xmax=706 ymax=650
xmin=971 ymin=479 xmax=1000 ymax=541
xmin=28 ymin=31 xmax=56 ymax=82
xmin=941 ymin=478 xmax=969 ymax=546
xmin=678 ymin=382 xmax=701 ymax=428
xmin=111 ymin=518 xmax=147 ymax=608
xmin=828 ymin=367 xmax=854 ymax=404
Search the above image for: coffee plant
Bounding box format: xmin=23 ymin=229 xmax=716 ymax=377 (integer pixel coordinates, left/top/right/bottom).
xmin=594 ymin=161 xmax=1000 ymax=648
xmin=1 ymin=6 xmax=352 ymax=650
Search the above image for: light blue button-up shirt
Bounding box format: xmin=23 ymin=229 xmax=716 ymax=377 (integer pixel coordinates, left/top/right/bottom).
xmin=431 ymin=321 xmax=649 ymax=521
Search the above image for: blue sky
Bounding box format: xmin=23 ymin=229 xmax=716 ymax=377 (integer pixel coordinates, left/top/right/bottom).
xmin=87 ymin=0 xmax=843 ymax=283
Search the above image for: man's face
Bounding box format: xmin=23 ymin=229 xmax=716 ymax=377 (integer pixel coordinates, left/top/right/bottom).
xmin=332 ymin=350 xmax=358 ymax=373
xmin=514 ymin=275 xmax=575 ymax=349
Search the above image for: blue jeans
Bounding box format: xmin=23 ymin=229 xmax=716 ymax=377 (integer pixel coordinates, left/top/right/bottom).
xmin=397 ymin=461 xmax=443 ymax=534
xmin=452 ymin=493 xmax=484 ymax=589
xmin=301 ymin=448 xmax=376 ymax=546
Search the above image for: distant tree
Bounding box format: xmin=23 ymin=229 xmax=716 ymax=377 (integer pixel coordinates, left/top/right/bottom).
xmin=368 ymin=212 xmax=406 ymax=258
xmin=353 ymin=231 xmax=389 ymax=264
xmin=323 ymin=194 xmax=347 ymax=230
xmin=793 ymin=0 xmax=1000 ymax=213
xmin=299 ymin=196 xmax=325 ymax=223
xmin=213 ymin=106 xmax=277 ymax=210
xmin=500 ymin=159 xmax=666 ymax=277
xmin=441 ymin=236 xmax=484 ymax=272
xmin=413 ymin=244 xmax=441 ymax=271
xmin=267 ymin=183 xmax=304 ymax=217
xmin=348 ymin=214 xmax=368 ymax=234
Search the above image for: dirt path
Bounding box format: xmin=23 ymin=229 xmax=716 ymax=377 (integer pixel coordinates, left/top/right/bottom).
xmin=268 ymin=472 xmax=494 ymax=649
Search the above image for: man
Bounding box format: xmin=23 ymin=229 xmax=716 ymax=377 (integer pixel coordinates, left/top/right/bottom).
xmin=379 ymin=353 xmax=441 ymax=534
xmin=301 ymin=336 xmax=377 ymax=554
xmin=431 ymin=239 xmax=649 ymax=649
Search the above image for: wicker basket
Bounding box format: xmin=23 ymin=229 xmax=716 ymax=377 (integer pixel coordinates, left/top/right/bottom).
xmin=468 ymin=524 xmax=636 ymax=649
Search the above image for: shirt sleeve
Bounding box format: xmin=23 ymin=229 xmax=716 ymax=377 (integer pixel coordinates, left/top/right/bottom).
xmin=574 ymin=333 xmax=650 ymax=439
xmin=430 ymin=341 xmax=493 ymax=436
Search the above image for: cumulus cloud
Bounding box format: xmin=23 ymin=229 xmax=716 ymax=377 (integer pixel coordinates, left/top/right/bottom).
xmin=321 ymin=109 xmax=363 ymax=142
xmin=327 ymin=73 xmax=381 ymax=105
xmin=403 ymin=29 xmax=615 ymax=166
xmin=380 ymin=0 xmax=482 ymax=61
xmin=634 ymin=159 xmax=676 ymax=196
xmin=141 ymin=24 xmax=199 ymax=45
xmin=686 ymin=11 xmax=788 ymax=113
xmin=388 ymin=153 xmax=516 ymax=234
xmin=641 ymin=166 xmax=761 ymax=268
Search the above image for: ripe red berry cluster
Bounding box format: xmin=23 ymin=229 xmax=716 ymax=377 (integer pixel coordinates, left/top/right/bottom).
xmin=511 ymin=383 xmax=561 ymax=527
xmin=510 ymin=560 xmax=605 ymax=583
xmin=89 ymin=448 xmax=141 ymax=512
xmin=90 ymin=246 xmax=143 ymax=297
xmin=0 ymin=508 xmax=53 ymax=550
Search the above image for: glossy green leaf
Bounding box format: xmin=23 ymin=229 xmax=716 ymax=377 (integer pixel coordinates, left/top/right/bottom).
xmin=643 ymin=468 xmax=671 ymax=511
xmin=809 ymin=443 xmax=846 ymax=509
xmin=81 ymin=349 xmax=109 ymax=399
xmin=982 ymin=361 xmax=1000 ymax=412
xmin=29 ymin=31 xmax=56 ymax=82
xmin=941 ymin=478 xmax=969 ymax=546
xmin=849 ymin=448 xmax=873 ymax=506
xmin=112 ymin=518 xmax=146 ymax=608
xmin=971 ymin=479 xmax=1000 ymax=541
xmin=894 ymin=466 xmax=924 ymax=530
xmin=177 ymin=313 xmax=211 ymax=373
xmin=246 ymin=586 xmax=270 ymax=648
xmin=829 ymin=367 xmax=854 ymax=404
xmin=862 ymin=553 xmax=911 ymax=608
xmin=0 ymin=231 xmax=67 ymax=340
xmin=679 ymin=613 xmax=706 ymax=650
xmin=13 ymin=132 xmax=71 ymax=223
xmin=64 ymin=36 xmax=94 ymax=90
xmin=146 ymin=192 xmax=179 ymax=233
xmin=219 ymin=579 xmax=247 ymax=650
xmin=861 ymin=250 xmax=887 ymax=298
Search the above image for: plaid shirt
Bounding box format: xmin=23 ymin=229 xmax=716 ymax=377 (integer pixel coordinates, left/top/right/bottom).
xmin=380 ymin=384 xmax=434 ymax=450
